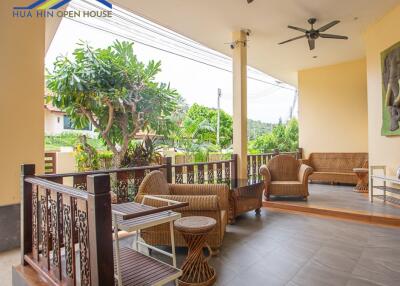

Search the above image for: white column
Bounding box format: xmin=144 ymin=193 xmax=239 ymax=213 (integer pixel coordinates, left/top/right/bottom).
xmin=232 ymin=30 xmax=248 ymax=179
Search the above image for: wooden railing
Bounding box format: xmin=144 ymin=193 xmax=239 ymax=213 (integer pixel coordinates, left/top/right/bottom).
xmin=38 ymin=155 xmax=238 ymax=203
xmin=247 ymin=148 xmax=303 ymax=178
xmin=38 ymin=150 xmax=301 ymax=203
xmin=21 ymin=164 xmax=114 ymax=286
xmin=39 ymin=164 xmax=164 ymax=203
xmin=171 ymin=155 xmax=237 ymax=185
xmin=44 ymin=152 xmax=57 ymax=174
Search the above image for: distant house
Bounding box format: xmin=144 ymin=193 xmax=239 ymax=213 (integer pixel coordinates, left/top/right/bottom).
xmin=44 ymin=104 xmax=97 ymax=136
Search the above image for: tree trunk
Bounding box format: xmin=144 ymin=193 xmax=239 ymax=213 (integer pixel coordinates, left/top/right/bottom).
xmin=111 ymin=153 xmax=124 ymax=169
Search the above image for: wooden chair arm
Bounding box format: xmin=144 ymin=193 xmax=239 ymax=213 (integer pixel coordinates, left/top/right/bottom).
xmin=298 ymin=164 xmax=313 ymax=184
xmin=259 ymin=165 xmax=271 ymax=184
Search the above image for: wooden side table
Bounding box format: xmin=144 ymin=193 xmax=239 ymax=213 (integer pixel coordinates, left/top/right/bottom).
xmin=353 ymin=168 xmax=369 ymax=193
xmin=174 ymin=216 xmax=217 ymax=286
xmin=112 ymin=198 xmax=188 ymax=286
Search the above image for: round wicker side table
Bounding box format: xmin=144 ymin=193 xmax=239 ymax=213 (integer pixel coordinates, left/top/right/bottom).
xmin=353 ymin=168 xmax=369 ymax=193
xmin=174 ymin=216 xmax=217 ymax=286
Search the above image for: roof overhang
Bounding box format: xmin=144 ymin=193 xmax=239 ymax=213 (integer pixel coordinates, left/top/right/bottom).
xmin=113 ymin=0 xmax=399 ymax=86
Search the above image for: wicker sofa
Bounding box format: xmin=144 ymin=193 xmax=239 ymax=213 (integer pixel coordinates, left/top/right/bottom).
xmin=134 ymin=171 xmax=229 ymax=251
xmin=259 ymin=155 xmax=313 ymax=200
xmin=301 ymin=153 xmax=368 ymax=185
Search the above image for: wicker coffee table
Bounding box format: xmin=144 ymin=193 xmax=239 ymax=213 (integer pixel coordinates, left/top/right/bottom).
xmin=174 ymin=216 xmax=217 ymax=286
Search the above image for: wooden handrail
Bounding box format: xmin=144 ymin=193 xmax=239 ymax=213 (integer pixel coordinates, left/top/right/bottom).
xmin=24 ymin=177 xmax=88 ymax=200
xmin=38 ymin=164 xmax=166 ymax=179
xmin=24 ymin=255 xmax=59 ymax=286
xmin=120 ymin=202 xmax=189 ymax=220
xmin=171 ymin=159 xmax=234 ymax=168
xmin=248 ymin=151 xmax=297 ymax=157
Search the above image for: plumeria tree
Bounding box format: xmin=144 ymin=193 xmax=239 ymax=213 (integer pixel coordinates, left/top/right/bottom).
xmin=47 ymin=40 xmax=180 ymax=167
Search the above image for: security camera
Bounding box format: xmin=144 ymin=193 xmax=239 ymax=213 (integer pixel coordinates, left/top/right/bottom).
xmin=242 ymin=29 xmax=252 ymax=37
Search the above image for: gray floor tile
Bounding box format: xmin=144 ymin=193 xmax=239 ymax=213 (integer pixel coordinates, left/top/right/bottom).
xmin=352 ymin=255 xmax=400 ymax=284
xmin=255 ymin=248 xmax=308 ymax=283
xmin=226 ymin=262 xmax=287 ymax=286
xmin=291 ymin=260 xmax=351 ymax=286
xmin=346 ymin=277 xmax=390 ymax=286
xmin=311 ymin=246 xmax=360 ymax=273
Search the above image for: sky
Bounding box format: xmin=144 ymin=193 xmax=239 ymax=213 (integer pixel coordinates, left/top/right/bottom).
xmin=45 ymin=0 xmax=297 ymax=124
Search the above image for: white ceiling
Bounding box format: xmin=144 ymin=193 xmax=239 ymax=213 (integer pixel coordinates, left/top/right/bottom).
xmin=113 ymin=0 xmax=400 ymax=86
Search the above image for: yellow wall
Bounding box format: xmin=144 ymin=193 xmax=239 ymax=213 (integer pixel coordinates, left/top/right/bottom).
xmin=364 ymin=4 xmax=400 ymax=176
xmin=0 ymin=3 xmax=45 ymax=206
xmin=298 ymin=59 xmax=368 ymax=157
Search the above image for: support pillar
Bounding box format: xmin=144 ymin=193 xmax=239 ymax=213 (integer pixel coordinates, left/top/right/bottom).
xmin=232 ymin=30 xmax=248 ymax=179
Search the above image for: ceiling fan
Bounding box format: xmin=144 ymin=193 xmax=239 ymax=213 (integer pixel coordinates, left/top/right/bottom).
xmin=279 ymin=18 xmax=348 ymax=50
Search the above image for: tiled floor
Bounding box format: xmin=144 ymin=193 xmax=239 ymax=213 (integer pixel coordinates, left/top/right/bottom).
xmin=269 ymin=183 xmax=400 ymax=217
xmin=211 ymin=209 xmax=400 ymax=286
xmin=2 ymin=208 xmax=400 ymax=286
xmin=0 ymin=248 xmax=19 ymax=286
xmin=154 ymin=208 xmax=400 ymax=286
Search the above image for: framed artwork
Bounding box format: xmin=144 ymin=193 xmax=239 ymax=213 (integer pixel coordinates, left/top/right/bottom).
xmin=381 ymin=41 xmax=400 ymax=136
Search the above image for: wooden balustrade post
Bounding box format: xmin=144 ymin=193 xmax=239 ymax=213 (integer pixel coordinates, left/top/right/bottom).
xmin=87 ymin=174 xmax=114 ymax=286
xmin=231 ymin=154 xmax=238 ymax=182
xmin=163 ymin=157 xmax=173 ymax=183
xmin=297 ymin=148 xmax=303 ymax=160
xmin=20 ymin=164 xmax=35 ymax=265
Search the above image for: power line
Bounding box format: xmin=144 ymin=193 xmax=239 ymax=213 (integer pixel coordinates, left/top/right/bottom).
xmin=65 ymin=16 xmax=233 ymax=72
xmin=65 ymin=3 xmax=296 ymax=91
xmin=71 ymin=1 xmax=295 ymax=91
xmin=81 ymin=0 xmax=232 ymax=62
xmin=96 ymin=10 xmax=227 ymax=66
xmin=71 ymin=2 xmax=233 ymax=68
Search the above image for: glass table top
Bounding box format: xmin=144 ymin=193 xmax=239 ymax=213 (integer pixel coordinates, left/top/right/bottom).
xmin=226 ymin=176 xmax=263 ymax=189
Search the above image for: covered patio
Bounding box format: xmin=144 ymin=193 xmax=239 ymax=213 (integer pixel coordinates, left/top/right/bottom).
xmin=5 ymin=208 xmax=400 ymax=285
xmin=2 ymin=0 xmax=400 ymax=285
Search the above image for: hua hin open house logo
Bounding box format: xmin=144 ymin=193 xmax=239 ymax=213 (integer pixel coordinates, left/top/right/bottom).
xmin=13 ymin=0 xmax=113 ymax=18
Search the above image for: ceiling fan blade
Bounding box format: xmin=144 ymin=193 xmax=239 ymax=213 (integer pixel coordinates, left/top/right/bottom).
xmin=308 ymin=38 xmax=315 ymax=50
xmin=319 ymin=33 xmax=348 ymax=40
xmin=278 ymin=35 xmax=306 ymax=45
xmin=317 ymin=20 xmax=340 ymax=32
xmin=247 ymin=0 xmax=254 ymax=3
xmin=287 ymin=25 xmax=307 ymax=33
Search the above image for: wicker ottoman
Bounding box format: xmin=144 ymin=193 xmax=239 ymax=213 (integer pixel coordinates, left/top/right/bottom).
xmin=174 ymin=216 xmax=217 ymax=286
xmin=353 ymin=168 xmax=369 ymax=193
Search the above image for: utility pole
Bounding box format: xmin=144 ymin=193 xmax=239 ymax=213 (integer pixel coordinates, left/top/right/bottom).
xmin=217 ymin=88 xmax=222 ymax=146
xmin=289 ymin=90 xmax=298 ymax=120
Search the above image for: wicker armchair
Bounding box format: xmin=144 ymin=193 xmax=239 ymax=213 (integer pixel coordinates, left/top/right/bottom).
xmin=134 ymin=171 xmax=229 ymax=251
xmin=259 ymin=154 xmax=313 ymax=200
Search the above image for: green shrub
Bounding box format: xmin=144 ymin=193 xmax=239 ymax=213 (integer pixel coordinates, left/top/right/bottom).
xmin=248 ymin=118 xmax=299 ymax=154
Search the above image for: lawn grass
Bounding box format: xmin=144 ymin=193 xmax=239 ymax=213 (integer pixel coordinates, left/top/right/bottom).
xmin=45 ymin=133 xmax=106 ymax=151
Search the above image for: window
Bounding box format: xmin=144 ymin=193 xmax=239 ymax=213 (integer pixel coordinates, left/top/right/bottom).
xmin=63 ymin=116 xmax=92 ymax=131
